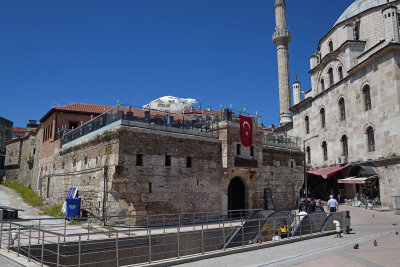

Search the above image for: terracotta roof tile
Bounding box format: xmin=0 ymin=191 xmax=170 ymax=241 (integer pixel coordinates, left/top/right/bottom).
xmin=12 ymin=127 xmax=26 ymax=133
xmin=54 ymin=103 xmax=114 ymax=114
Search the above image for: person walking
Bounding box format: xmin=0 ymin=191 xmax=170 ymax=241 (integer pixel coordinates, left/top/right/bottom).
xmin=327 ymin=195 xmax=339 ymax=212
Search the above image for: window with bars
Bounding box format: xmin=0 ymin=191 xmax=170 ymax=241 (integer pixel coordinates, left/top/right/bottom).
xmin=338 ymin=66 xmax=343 ymax=80
xmin=339 ymin=98 xmax=346 ymax=121
xmin=322 ymin=141 xmax=328 ymax=161
xmin=329 ymin=41 xmax=333 ymax=53
xmin=320 ymin=108 xmax=326 ymax=128
xmin=366 ymin=127 xmax=375 ymax=152
xmin=236 ymin=144 xmax=241 ymax=156
xmin=363 ymin=85 xmax=372 ymax=111
xmin=328 ymin=68 xmax=334 ymax=87
xmin=165 ymin=155 xmax=171 ymax=167
xmin=341 ymin=135 xmax=348 ymax=156
xmin=306 ymin=146 xmax=311 ymax=163
xmin=305 ymin=116 xmax=310 ymax=134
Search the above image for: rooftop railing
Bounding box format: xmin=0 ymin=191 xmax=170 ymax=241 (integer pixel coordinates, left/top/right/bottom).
xmin=262 ymin=132 xmax=301 ymax=150
xmin=58 ymin=104 xmax=262 ymax=145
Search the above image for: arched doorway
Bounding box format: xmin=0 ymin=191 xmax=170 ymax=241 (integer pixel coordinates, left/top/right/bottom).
xmin=228 ymin=177 xmax=245 ymax=212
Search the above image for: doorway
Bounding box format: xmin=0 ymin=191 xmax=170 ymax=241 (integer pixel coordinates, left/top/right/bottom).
xmin=228 ymin=177 xmax=245 ymax=212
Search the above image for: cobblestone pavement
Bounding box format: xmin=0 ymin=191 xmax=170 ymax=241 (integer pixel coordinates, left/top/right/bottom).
xmin=178 ymin=206 xmax=400 ymax=267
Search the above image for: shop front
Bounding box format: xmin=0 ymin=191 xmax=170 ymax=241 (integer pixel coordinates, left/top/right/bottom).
xmin=338 ymin=165 xmax=380 ymax=202
xmin=306 ymin=164 xmax=350 ymax=201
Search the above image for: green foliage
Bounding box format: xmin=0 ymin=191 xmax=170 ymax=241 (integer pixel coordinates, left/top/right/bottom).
xmin=42 ymin=205 xmax=65 ymax=218
xmin=1 ymin=181 xmax=44 ymax=206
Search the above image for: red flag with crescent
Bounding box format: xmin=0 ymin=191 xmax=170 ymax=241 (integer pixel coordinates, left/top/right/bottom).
xmin=239 ymin=115 xmax=253 ymax=147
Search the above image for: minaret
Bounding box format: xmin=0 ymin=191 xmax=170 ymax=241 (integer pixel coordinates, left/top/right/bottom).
xmin=273 ymin=0 xmax=292 ymax=125
xmin=293 ymin=76 xmax=301 ymax=106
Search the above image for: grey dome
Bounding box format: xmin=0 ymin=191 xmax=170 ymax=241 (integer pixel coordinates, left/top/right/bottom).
xmin=334 ymin=0 xmax=395 ymax=26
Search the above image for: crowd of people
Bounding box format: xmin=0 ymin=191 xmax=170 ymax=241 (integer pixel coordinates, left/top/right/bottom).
xmin=298 ymin=195 xmax=339 ymax=218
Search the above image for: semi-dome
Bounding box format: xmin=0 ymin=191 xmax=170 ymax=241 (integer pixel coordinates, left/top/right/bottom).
xmin=334 ymin=0 xmax=395 ymax=26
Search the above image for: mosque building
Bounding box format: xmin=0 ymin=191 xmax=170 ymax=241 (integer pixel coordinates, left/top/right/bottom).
xmin=275 ymin=0 xmax=400 ymax=207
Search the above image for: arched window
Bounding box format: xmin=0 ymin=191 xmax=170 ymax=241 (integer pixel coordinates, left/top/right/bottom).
xmin=305 ymin=116 xmax=310 ymax=134
xmin=341 ymin=135 xmax=348 ymax=156
xmin=320 ymin=108 xmax=326 ymax=128
xmin=328 ymin=68 xmax=334 ymax=87
xmin=321 ymin=79 xmax=325 ymax=91
xmin=306 ymin=146 xmax=311 ymax=163
xmin=339 ymin=98 xmax=346 ymax=120
xmin=338 ymin=66 xmax=343 ymax=80
xmin=363 ymin=85 xmax=372 ymax=111
xmin=322 ymin=141 xmax=328 ymax=161
xmin=354 ymin=22 xmax=360 ymax=41
xmin=366 ymin=127 xmax=375 ymax=152
xmin=329 ymin=41 xmax=333 ymax=53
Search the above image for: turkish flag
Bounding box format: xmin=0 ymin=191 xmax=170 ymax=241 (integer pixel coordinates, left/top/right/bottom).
xmin=239 ymin=115 xmax=253 ymax=147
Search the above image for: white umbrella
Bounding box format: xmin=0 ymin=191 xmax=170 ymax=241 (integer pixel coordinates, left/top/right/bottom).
xmin=143 ymin=96 xmax=198 ymax=114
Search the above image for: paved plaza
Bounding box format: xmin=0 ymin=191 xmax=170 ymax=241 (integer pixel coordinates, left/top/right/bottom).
xmin=1 ymin=183 xmax=400 ymax=266
xmin=177 ymin=206 xmax=400 ymax=267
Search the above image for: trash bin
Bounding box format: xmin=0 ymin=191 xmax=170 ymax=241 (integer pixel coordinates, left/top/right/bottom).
xmin=393 ymin=196 xmax=400 ymax=215
xmin=65 ymin=198 xmax=81 ymax=217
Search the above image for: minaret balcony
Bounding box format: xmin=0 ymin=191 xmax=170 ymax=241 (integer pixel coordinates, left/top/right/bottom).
xmin=273 ymin=29 xmax=291 ymax=45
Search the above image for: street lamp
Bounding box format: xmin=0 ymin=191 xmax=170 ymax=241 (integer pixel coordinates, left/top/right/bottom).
xmin=303 ymin=134 xmax=319 ymax=201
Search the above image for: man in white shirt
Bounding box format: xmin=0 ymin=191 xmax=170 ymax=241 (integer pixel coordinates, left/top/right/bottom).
xmin=327 ymin=195 xmax=339 ymax=212
xmin=298 ymin=209 xmax=307 ymax=221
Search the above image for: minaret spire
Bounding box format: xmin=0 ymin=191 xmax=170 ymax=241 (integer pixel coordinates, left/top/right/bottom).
xmin=273 ymin=0 xmax=292 ymax=126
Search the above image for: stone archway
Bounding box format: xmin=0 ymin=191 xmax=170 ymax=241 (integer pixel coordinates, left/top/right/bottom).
xmin=228 ymin=177 xmax=246 ymax=212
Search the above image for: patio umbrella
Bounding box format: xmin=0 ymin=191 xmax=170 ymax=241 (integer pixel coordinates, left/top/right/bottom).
xmin=143 ymin=96 xmax=198 ymax=114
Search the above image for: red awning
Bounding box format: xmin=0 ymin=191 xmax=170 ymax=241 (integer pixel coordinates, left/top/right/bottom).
xmin=306 ymin=164 xmax=350 ymax=179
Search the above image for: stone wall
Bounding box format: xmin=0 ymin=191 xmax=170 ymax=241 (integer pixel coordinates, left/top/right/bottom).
xmin=40 ymin=120 xmax=304 ymax=217
xmin=261 ymin=146 xmax=304 ymax=209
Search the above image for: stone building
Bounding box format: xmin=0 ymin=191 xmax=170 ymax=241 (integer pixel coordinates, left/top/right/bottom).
xmin=277 ymin=0 xmax=400 ymax=207
xmin=6 ymin=102 xmax=303 ymax=216
xmin=0 ymin=116 xmax=13 ymax=181
xmin=38 ymin=105 xmax=303 ymax=216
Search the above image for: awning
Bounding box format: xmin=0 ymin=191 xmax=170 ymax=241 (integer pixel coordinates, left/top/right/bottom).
xmin=306 ymin=164 xmax=350 ymax=179
xmin=338 ymin=175 xmax=379 ymax=184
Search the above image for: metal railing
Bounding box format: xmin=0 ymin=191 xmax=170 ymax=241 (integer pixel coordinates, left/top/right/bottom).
xmin=262 ymin=132 xmax=301 ymax=150
xmin=58 ymin=105 xmax=265 ymax=145
xmin=0 ymin=210 xmax=348 ymax=266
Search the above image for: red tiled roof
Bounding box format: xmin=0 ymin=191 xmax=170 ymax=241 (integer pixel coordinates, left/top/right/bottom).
xmin=55 ymin=103 xmax=114 ymax=114
xmin=13 ymin=127 xmax=26 ymax=133
xmin=40 ymin=103 xmax=114 ymax=122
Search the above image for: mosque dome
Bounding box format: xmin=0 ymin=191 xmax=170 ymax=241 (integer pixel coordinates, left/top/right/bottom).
xmin=334 ymin=0 xmax=395 ymax=26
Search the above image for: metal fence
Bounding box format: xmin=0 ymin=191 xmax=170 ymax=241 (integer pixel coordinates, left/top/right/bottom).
xmin=58 ymin=105 xmax=265 ymax=145
xmin=262 ymin=132 xmax=301 ymax=150
xmin=0 ymin=209 xmax=348 ymax=267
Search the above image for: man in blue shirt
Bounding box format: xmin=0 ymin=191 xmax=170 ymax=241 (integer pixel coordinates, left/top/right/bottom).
xmin=327 ymin=195 xmax=338 ymax=212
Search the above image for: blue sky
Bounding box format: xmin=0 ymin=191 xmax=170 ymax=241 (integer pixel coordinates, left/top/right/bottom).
xmin=0 ymin=0 xmax=351 ymax=127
